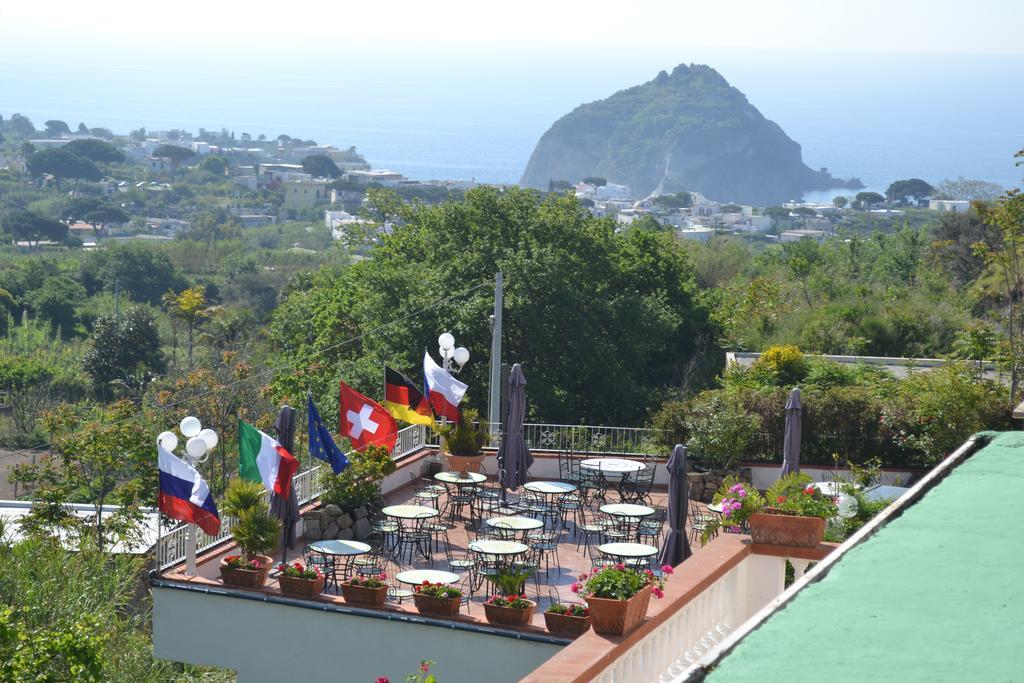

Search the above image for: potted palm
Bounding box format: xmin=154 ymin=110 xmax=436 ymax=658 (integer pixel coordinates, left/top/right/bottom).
xmin=277 ymin=561 xmax=324 ymax=598
xmin=571 ymin=564 xmax=671 ymax=636
xmin=482 ymin=566 xmax=537 ymax=627
xmin=543 ymin=603 xmax=591 ymax=638
xmin=341 ymin=573 xmax=389 ymax=608
xmin=749 ymin=473 xmax=837 ymax=547
xmin=437 ymin=408 xmax=489 ymax=476
xmin=219 ymin=478 xmax=280 ymax=588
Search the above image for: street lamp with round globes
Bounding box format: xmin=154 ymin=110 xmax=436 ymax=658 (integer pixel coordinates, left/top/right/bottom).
xmin=438 ymin=332 xmax=469 ymax=373
xmin=453 ymin=346 xmax=470 ymax=367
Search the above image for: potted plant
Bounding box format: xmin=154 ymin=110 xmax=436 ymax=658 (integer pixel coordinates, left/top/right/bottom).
xmin=219 ymin=478 xmax=280 ymax=588
xmin=341 ymin=573 xmax=389 ymax=608
xmin=412 ymin=581 xmax=462 ymax=618
xmin=571 ymin=563 xmax=672 ymax=636
xmin=277 ymin=561 xmax=324 ymax=598
xmin=437 ymin=407 xmax=489 ymax=475
xmin=483 ymin=594 xmax=536 ymax=627
xmin=700 ymin=477 xmax=766 ymax=544
xmin=544 ymin=603 xmax=591 ymax=637
xmin=749 ymin=473 xmax=837 ymax=547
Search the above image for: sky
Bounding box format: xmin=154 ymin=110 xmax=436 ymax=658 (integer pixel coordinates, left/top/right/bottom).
xmin=2 ymin=0 xmax=1023 ymax=59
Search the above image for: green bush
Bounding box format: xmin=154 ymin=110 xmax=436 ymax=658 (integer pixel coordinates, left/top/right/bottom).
xmin=684 ymin=391 xmax=760 ymax=470
xmin=438 ymin=407 xmax=488 ymax=456
xmin=320 ymin=444 xmax=396 ymax=509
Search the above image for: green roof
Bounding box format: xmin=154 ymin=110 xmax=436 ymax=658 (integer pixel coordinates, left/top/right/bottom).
xmin=706 ymin=431 xmax=1024 ymax=681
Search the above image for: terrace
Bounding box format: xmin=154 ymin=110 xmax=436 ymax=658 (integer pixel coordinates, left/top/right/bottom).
xmin=151 ymin=424 xmax=841 ymax=682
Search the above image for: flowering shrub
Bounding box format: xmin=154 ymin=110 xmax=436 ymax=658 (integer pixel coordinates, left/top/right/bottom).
xmin=277 ymin=561 xmax=320 ymax=580
xmin=571 ymin=563 xmax=673 ymax=601
xmin=485 ymin=594 xmax=532 ymax=610
xmin=346 ymin=573 xmax=387 ymax=589
xmin=375 ymin=660 xmax=437 ymax=683
xmin=545 ymin=603 xmax=588 ymax=617
xmin=415 ymin=582 xmax=461 ymax=600
xmin=700 ymin=477 xmax=765 ymax=544
xmin=765 ymin=473 xmax=837 ymax=519
xmin=223 ymin=555 xmax=263 ymax=571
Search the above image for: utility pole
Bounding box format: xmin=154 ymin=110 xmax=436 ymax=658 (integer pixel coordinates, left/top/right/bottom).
xmin=114 ymin=277 xmax=121 ymax=317
xmin=488 ymin=271 xmax=503 ymax=438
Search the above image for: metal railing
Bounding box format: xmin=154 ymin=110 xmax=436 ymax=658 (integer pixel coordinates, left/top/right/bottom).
xmin=157 ymin=424 xmax=428 ymax=570
xmin=519 ymin=423 xmax=662 ymax=456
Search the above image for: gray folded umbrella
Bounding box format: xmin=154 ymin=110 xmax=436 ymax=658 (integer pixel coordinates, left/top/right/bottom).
xmin=498 ymin=364 xmax=533 ymax=491
xmin=269 ymin=405 xmax=300 ymax=564
xmin=658 ymin=444 xmax=693 ymax=567
xmin=780 ymin=387 xmax=802 ymax=477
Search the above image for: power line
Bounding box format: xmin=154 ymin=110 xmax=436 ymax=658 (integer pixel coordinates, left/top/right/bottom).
xmin=3 ymin=278 xmax=494 ymax=461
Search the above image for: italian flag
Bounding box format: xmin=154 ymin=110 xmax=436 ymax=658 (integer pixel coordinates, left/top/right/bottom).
xmin=238 ymin=419 xmax=299 ymax=499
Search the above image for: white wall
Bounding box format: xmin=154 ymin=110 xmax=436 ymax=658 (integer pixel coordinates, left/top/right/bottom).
xmin=153 ymin=586 xmax=561 ymax=683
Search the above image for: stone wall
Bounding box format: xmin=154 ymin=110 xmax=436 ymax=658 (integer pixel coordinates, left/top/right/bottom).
xmin=687 ymin=468 xmax=753 ymax=503
xmin=301 ymin=503 xmax=374 ymax=542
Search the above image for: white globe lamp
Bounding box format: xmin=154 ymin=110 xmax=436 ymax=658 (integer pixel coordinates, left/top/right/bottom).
xmin=157 ymin=431 xmax=178 ymax=452
xmin=198 ymin=428 xmax=219 ymax=451
xmin=453 ymin=346 xmax=470 ymax=366
xmin=180 ymin=416 xmax=202 ymax=438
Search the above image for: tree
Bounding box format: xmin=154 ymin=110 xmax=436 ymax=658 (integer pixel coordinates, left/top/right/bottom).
xmin=721 ymin=203 xmax=743 ymax=214
xmin=548 ymin=179 xmax=574 ymax=192
xmin=933 ymin=177 xmax=1005 ymax=201
xmin=81 ymin=307 xmax=166 ymax=396
xmin=582 ymin=176 xmax=607 ymax=187
xmin=151 ymin=144 xmax=195 ymax=179
xmin=301 ymin=154 xmax=341 ymax=179
xmin=974 ymin=188 xmax=1024 ymax=400
xmin=28 ymin=276 xmax=85 ymax=336
xmin=832 ymin=196 xmax=848 ymax=208
xmin=163 ymin=286 xmax=209 ymax=370
xmin=885 ymin=178 xmax=934 ymax=206
xmin=855 ymin=191 xmax=884 ymax=209
xmin=62 ymin=138 xmax=125 ymax=164
xmin=43 ymin=120 xmax=70 ymax=138
xmin=6 ymin=113 xmax=35 ymax=137
xmin=88 ymin=128 xmax=113 ymax=140
xmin=653 ymin=191 xmax=693 ymax=210
xmin=197 ymin=155 xmax=229 ymax=176
xmin=76 ymin=122 xmax=89 ymax=134
xmin=272 ymin=187 xmax=715 ymax=425
xmin=80 ymin=242 xmax=187 ymax=305
xmin=929 ymin=209 xmax=998 ymax=286
xmin=128 ymin=127 xmax=146 ymax=142
xmin=1 ymin=210 xmax=68 ymax=249
xmin=26 ymin=148 xmax=102 ymax=189
xmin=362 ymin=187 xmax=408 ymax=225
xmin=782 ymin=237 xmax=823 ymax=309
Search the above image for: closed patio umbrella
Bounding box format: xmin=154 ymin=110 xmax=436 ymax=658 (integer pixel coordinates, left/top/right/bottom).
xmin=269 ymin=404 xmax=300 ymax=565
xmin=658 ymin=444 xmax=693 ymax=567
xmin=780 ymin=387 xmax=802 ymax=477
xmin=498 ymin=363 xmax=533 ymax=493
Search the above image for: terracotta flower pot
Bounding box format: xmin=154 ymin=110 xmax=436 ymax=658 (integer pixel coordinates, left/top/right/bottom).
xmin=749 ymin=510 xmax=826 ymax=548
xmin=341 ymin=581 xmax=388 ymax=608
xmin=220 ymin=554 xmax=273 ymax=589
xmin=544 ymin=611 xmax=591 ymax=638
xmin=483 ymin=599 xmax=536 ymax=627
xmin=278 ymin=573 xmax=325 ymax=598
xmin=413 ymin=592 xmax=462 ymax=618
xmin=586 ymin=584 xmax=652 ymax=636
xmin=443 ymin=450 xmax=485 ymax=476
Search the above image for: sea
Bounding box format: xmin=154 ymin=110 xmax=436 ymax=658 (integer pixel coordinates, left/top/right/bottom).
xmin=1 ymin=49 xmax=1021 ymax=200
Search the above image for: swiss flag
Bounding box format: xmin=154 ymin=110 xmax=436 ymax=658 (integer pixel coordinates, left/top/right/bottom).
xmin=339 ymin=380 xmax=398 ymax=453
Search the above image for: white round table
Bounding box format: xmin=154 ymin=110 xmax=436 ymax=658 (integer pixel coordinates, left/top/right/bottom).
xmin=707 ymin=501 xmax=724 ymax=514
xmin=523 ymin=480 xmax=577 ymax=495
xmin=307 ymin=539 xmax=372 ymax=557
xmin=468 ymin=539 xmax=530 ymax=556
xmin=486 ymin=516 xmax=544 ymax=532
xmin=435 ymin=471 xmax=487 ymax=485
xmin=597 ymin=542 xmax=659 ymax=559
xmin=382 ymin=505 xmax=439 ymax=519
xmin=600 ymin=503 xmax=655 ymax=518
xmin=396 ymin=569 xmax=460 ymax=586
xmin=580 ymin=458 xmax=646 ymax=474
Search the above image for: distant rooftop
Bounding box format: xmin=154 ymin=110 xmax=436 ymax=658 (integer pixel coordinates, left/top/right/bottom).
xmin=702 ymin=431 xmax=1023 ymax=681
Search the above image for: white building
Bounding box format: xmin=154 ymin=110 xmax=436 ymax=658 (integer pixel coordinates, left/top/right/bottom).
xmin=595 ymin=183 xmax=631 ymax=200
xmin=678 ymin=227 xmax=716 ymax=242
xmin=344 ymin=170 xmax=406 ymax=186
xmin=780 ymin=229 xmax=828 ymax=243
xmin=929 ymin=199 xmax=972 ymax=213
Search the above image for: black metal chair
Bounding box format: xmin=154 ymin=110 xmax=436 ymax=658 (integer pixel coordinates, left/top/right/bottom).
xmin=621 ymin=458 xmax=657 ymax=505
xmin=689 ymin=500 xmax=719 ymax=544
xmin=637 ymin=505 xmax=667 ymax=548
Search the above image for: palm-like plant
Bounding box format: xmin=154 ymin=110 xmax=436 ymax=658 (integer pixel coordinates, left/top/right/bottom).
xmin=222 ymin=478 xmax=279 ymax=559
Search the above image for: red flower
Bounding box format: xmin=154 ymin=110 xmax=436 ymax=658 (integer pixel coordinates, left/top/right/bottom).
xmin=776 ymin=495 xmax=787 ymax=504
xmin=376 ymin=678 xmax=390 ymax=683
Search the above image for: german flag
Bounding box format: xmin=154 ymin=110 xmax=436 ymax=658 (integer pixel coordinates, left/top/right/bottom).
xmin=384 ymin=366 xmax=435 ymax=426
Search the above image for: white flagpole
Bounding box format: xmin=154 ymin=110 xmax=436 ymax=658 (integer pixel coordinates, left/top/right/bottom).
xmin=185 ymin=524 xmax=197 ymax=576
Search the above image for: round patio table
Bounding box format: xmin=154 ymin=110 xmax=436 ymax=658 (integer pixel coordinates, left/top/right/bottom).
xmin=396 ymin=569 xmax=460 ymax=586
xmin=580 ymin=458 xmax=645 ymax=474
xmin=468 ymin=539 xmax=530 ymax=556
xmin=435 ymin=471 xmax=487 ymax=485
xmin=485 ymin=516 xmax=543 ymax=540
xmin=707 ymin=501 xmax=724 ymax=514
xmin=523 ymin=480 xmax=577 ymax=496
xmin=382 ymin=504 xmax=439 ymax=520
xmin=307 ymin=539 xmax=372 ymax=557
xmin=597 ymin=542 xmax=659 ymax=559
xmin=600 ymin=503 xmax=655 ymax=519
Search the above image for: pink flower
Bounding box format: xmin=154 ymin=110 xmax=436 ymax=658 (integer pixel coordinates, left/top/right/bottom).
xmin=652 ymin=587 xmax=664 ymax=599
xmin=376 ymin=678 xmax=389 ymax=683
xmin=570 ymin=582 xmax=580 ymax=594
xmin=421 ymin=662 xmax=430 ymax=673
xmin=614 ymin=563 xmax=625 ymax=570
xmin=661 ymin=564 xmax=674 ymax=575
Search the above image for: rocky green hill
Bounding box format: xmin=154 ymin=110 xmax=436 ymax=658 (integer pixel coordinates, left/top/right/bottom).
xmin=520 ymin=64 xmax=861 ymax=205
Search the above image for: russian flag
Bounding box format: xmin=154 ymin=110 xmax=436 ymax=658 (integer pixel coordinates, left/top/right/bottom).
xmin=158 ymin=445 xmax=221 ymax=536
xmin=423 ymin=350 xmax=468 ymax=422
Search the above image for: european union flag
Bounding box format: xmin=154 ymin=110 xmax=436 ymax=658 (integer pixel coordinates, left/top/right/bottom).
xmin=308 ymin=395 xmax=349 ymax=474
